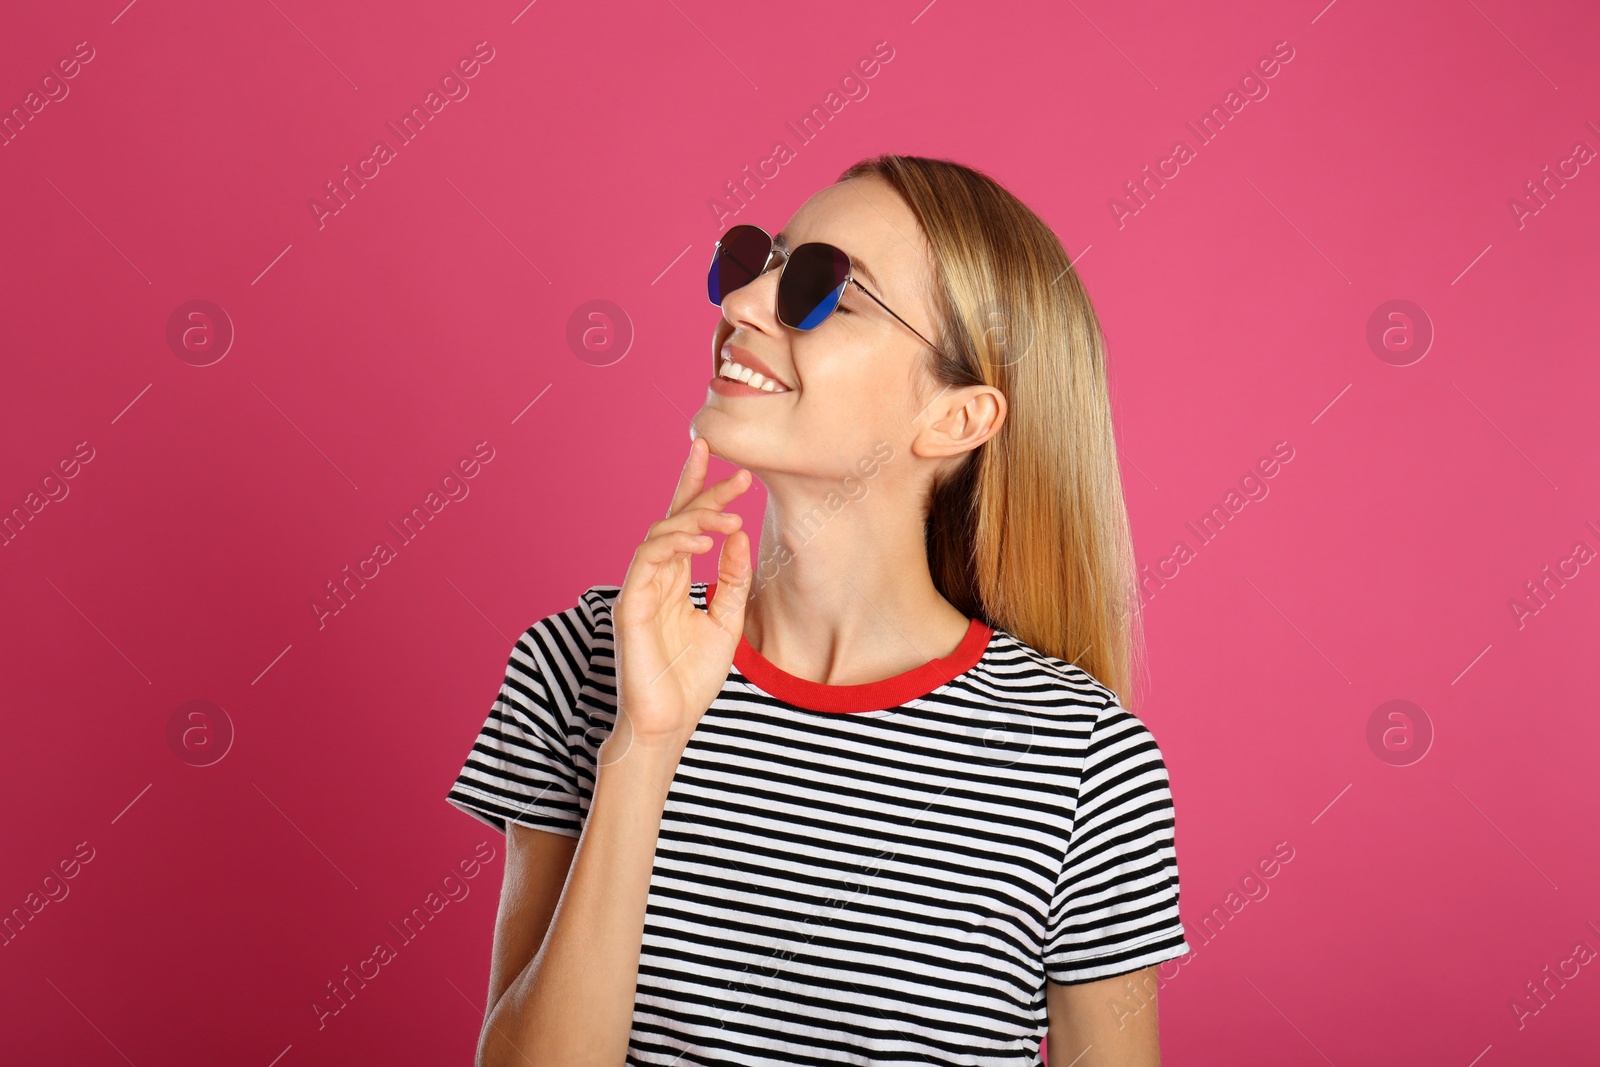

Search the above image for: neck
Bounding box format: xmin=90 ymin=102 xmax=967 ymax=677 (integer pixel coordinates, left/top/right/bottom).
xmin=736 ymin=477 xmax=971 ymax=687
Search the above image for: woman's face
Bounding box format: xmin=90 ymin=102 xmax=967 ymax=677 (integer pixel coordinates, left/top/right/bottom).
xmin=694 ymin=176 xmax=943 ymax=480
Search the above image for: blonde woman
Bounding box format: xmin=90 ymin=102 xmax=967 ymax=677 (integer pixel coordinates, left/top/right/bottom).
xmin=449 ymin=154 xmax=1190 ymax=1065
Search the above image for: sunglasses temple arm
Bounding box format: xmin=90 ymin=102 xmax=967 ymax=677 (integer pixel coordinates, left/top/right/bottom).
xmin=851 ymin=279 xmax=946 ymax=358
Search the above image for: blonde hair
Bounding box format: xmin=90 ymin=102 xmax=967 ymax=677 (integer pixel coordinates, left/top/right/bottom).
xmin=837 ymin=154 xmax=1146 ymax=708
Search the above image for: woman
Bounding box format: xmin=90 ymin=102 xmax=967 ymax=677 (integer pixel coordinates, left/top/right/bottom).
xmin=447 ymin=154 xmax=1190 ymax=1065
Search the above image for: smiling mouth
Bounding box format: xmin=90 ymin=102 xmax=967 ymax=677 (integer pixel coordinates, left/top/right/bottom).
xmin=716 ymin=357 xmax=791 ymax=393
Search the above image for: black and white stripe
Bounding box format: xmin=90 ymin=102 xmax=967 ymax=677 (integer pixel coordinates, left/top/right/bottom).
xmin=448 ymin=583 xmax=1190 ymax=1065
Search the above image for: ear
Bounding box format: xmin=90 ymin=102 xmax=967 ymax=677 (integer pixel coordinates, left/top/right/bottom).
xmin=910 ymin=383 xmax=1006 ymax=461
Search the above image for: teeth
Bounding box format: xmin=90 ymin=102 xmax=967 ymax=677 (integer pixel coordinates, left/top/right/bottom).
xmin=719 ymin=358 xmax=787 ymax=392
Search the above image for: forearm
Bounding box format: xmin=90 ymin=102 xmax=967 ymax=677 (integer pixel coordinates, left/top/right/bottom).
xmin=480 ymin=734 xmax=682 ymax=1066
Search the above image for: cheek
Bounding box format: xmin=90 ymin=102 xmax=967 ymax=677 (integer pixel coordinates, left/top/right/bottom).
xmin=799 ymin=363 xmax=906 ymax=427
xmin=791 ymin=335 xmax=916 ymax=415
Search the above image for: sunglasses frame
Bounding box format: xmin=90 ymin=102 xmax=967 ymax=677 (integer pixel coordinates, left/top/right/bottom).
xmin=709 ymin=224 xmax=949 ymax=359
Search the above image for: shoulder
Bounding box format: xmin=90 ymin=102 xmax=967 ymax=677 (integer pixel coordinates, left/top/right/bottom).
xmin=975 ymin=630 xmax=1174 ymax=774
xmin=521 ymin=584 xmax=620 ymax=644
xmin=575 ymin=584 xmax=622 ymax=628
xmin=1081 ymin=698 xmax=1171 ymax=775
xmin=505 ymin=585 xmax=623 ymax=686
xmin=975 ymin=626 xmax=1122 ymax=715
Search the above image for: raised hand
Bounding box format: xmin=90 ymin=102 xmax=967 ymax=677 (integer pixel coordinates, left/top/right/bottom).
xmin=605 ymin=436 xmax=754 ymax=764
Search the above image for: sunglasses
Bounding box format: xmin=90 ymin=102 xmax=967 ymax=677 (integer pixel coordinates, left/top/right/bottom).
xmin=706 ymin=224 xmax=946 ymax=356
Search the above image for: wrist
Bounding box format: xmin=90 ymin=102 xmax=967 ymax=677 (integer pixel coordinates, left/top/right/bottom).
xmin=599 ymin=722 xmax=688 ymax=771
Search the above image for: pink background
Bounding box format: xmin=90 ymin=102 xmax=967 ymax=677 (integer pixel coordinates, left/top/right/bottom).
xmin=3 ymin=0 xmax=1597 ymax=1063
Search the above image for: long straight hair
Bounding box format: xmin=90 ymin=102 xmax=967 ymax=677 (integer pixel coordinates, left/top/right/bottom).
xmin=837 ymin=154 xmax=1146 ymax=708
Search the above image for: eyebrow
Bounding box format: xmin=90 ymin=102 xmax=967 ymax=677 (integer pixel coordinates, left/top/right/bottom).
xmin=774 ymin=231 xmax=883 ymax=294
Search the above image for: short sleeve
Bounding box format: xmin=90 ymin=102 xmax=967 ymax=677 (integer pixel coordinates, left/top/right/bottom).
xmin=444 ymin=587 xmax=610 ymax=838
xmin=1044 ymin=699 xmax=1191 ymax=984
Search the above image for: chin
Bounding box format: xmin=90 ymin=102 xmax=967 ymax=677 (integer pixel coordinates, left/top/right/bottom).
xmin=690 ymin=412 xmax=767 ymax=470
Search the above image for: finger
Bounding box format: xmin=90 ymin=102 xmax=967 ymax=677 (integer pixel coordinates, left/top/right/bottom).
xmin=680 ymin=466 xmax=754 ymax=518
xmin=647 ymin=506 xmax=742 ymax=541
xmin=667 ymin=437 xmax=710 ymax=518
xmin=707 ymin=529 xmax=752 ymax=638
xmin=637 ymin=529 xmax=716 ymax=566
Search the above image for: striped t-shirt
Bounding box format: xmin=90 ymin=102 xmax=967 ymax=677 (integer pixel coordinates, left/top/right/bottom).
xmin=446 ymin=581 xmax=1190 ymax=1065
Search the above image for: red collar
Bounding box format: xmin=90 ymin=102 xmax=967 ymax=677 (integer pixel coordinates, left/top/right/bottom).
xmin=704 ymin=582 xmax=993 ymax=713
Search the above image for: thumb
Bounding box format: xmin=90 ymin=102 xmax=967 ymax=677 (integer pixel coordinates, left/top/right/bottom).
xmin=708 ymin=528 xmax=752 ymax=642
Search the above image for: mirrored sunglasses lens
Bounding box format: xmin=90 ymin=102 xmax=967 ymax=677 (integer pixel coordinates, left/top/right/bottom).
xmin=778 ymin=244 xmax=850 ymax=330
xmin=707 ymin=226 xmax=773 ymax=304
